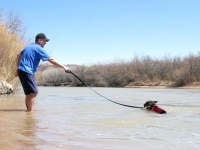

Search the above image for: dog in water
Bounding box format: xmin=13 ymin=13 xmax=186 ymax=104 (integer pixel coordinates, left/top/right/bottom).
xmin=144 ymin=101 xmax=166 ymax=114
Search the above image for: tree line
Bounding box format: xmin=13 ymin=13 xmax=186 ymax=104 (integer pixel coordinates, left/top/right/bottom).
xmin=35 ymin=53 xmax=200 ymax=87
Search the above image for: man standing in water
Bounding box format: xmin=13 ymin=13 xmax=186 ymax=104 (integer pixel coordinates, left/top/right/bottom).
xmin=15 ymin=33 xmax=71 ymax=112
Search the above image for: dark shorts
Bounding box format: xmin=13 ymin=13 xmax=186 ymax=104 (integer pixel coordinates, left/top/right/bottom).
xmin=18 ymin=70 xmax=38 ymax=95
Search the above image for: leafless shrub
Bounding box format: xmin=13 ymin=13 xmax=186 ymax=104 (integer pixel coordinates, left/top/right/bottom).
xmin=35 ymin=53 xmax=200 ymax=87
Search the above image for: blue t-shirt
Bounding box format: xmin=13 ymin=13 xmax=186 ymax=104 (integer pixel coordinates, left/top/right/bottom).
xmin=18 ymin=43 xmax=50 ymax=74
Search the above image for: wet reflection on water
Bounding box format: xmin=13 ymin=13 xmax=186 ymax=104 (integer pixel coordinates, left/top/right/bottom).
xmin=0 ymin=109 xmax=38 ymax=149
xmin=0 ymin=87 xmax=200 ymax=149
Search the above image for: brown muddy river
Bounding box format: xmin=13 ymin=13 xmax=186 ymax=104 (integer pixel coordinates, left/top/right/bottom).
xmin=0 ymin=87 xmax=200 ymax=150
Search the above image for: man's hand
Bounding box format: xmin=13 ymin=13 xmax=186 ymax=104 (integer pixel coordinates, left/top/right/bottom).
xmin=15 ymin=69 xmax=18 ymax=77
xmin=64 ymin=67 xmax=71 ymax=73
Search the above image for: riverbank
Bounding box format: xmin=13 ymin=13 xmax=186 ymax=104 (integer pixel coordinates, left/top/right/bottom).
xmin=38 ymin=82 xmax=200 ymax=89
xmin=125 ymin=81 xmax=200 ymax=89
xmin=2 ymin=81 xmax=200 ymax=95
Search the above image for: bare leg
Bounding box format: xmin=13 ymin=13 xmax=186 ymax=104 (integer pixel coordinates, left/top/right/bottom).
xmin=25 ymin=93 xmax=37 ymax=112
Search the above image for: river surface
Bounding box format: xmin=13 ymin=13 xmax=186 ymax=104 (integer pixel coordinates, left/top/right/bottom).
xmin=0 ymin=87 xmax=200 ymax=150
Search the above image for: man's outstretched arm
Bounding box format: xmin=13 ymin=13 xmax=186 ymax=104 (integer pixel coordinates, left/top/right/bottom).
xmin=48 ymin=58 xmax=71 ymax=73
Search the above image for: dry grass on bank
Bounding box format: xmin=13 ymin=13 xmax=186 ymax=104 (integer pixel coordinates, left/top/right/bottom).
xmin=0 ymin=9 xmax=27 ymax=88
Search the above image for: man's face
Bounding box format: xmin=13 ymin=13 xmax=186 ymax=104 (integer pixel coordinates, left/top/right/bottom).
xmin=37 ymin=39 xmax=47 ymax=48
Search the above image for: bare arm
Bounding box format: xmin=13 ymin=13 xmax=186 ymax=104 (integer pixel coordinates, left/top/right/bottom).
xmin=15 ymin=54 xmax=22 ymax=77
xmin=48 ymin=58 xmax=71 ymax=73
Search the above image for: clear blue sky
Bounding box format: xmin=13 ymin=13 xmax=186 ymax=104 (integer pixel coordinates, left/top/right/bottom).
xmin=1 ymin=0 xmax=200 ymax=65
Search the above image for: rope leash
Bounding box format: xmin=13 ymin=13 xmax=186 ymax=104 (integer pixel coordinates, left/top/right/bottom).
xmin=68 ymin=71 xmax=143 ymax=109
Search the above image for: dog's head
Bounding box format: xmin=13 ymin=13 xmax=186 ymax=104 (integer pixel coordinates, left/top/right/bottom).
xmin=144 ymin=101 xmax=158 ymax=109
